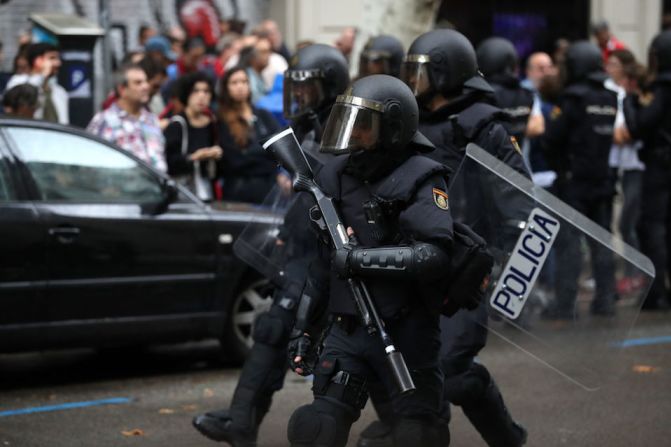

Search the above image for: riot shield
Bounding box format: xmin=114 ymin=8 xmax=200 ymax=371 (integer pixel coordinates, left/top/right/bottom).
xmin=448 ymin=144 xmax=654 ymax=390
xmin=233 ymin=184 xmax=318 ymax=294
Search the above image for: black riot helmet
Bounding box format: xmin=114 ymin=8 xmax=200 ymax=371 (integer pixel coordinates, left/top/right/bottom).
xmin=649 ymin=30 xmax=671 ymax=74
xmin=359 ymin=34 xmax=405 ymax=78
xmin=283 ymin=43 xmax=350 ymax=119
xmin=320 ymin=75 xmax=434 ymax=180
xmin=476 ymin=37 xmax=518 ymax=78
xmin=564 ymin=41 xmax=604 ymax=84
xmin=401 ymin=29 xmax=490 ymax=100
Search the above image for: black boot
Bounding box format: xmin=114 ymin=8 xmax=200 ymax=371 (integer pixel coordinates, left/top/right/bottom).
xmin=192 ymin=410 xmax=256 ymax=446
xmin=461 ymin=379 xmax=527 ymax=447
xmin=192 ymin=332 xmax=289 ymax=444
xmin=357 ymin=381 xmax=396 ymax=447
xmin=357 ymin=420 xmax=393 ymax=447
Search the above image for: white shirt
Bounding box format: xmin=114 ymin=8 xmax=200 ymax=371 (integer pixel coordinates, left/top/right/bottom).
xmin=604 ymin=78 xmax=644 ymax=171
xmin=6 ymin=73 xmax=70 ymax=125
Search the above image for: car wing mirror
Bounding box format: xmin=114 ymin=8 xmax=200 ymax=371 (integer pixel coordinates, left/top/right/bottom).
xmin=141 ymin=179 xmax=178 ymax=215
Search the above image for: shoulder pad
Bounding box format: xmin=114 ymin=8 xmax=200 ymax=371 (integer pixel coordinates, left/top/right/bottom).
xmin=455 ymin=102 xmax=509 ymax=140
xmin=373 ymin=155 xmax=450 ymax=203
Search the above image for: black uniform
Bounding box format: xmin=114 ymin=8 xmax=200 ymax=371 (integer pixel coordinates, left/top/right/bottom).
xmin=283 ymin=74 xmax=462 ymax=447
xmin=192 ymin=43 xmax=350 ymax=446
xmin=477 ymin=36 xmax=534 ymax=146
xmin=288 ymin=154 xmax=452 ymax=447
xmin=358 ymin=29 xmax=528 ymax=447
xmin=543 ymin=74 xmax=618 ymax=318
xmin=192 ymin=138 xmax=321 ymax=447
xmin=488 ymin=74 xmax=534 ymax=145
xmin=624 ymin=72 xmax=671 ymax=309
xmin=419 ymin=97 xmax=528 ymax=175
xmin=421 ymin=97 xmax=530 ymax=447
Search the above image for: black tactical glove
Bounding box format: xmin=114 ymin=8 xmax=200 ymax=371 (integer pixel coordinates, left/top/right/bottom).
xmin=332 ymin=234 xmax=360 ymax=279
xmin=287 ymin=330 xmax=318 ymax=376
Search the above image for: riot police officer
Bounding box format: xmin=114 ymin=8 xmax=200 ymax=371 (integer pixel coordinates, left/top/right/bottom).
xmin=286 ymin=74 xmax=456 ymax=447
xmin=358 ymin=34 xmax=405 ymax=78
xmin=476 ymin=37 xmax=535 ymax=146
xmin=542 ymin=41 xmax=618 ymax=318
xmin=624 ymin=30 xmax=671 ymax=310
xmin=192 ymin=44 xmax=350 ymax=446
xmin=284 ymin=44 xmax=352 ymax=146
xmin=358 ymin=29 xmax=528 ymax=447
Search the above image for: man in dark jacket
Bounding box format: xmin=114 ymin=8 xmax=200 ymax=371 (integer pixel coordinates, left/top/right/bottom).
xmin=542 ymin=41 xmax=618 ymax=318
xmin=624 ymin=31 xmax=671 ymax=310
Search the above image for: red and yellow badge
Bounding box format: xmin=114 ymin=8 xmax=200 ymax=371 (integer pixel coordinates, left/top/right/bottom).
xmin=510 ymin=135 xmax=521 ymax=154
xmin=433 ymin=188 xmax=449 ymax=210
xmin=639 ymin=92 xmax=655 ymax=106
xmin=550 ymin=105 xmax=562 ymax=120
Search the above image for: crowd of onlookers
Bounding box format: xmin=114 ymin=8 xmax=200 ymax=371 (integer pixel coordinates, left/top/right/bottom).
xmin=0 ymin=19 xmax=342 ymax=204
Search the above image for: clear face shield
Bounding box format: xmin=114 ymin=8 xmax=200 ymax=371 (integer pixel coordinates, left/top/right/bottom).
xmin=400 ymin=54 xmax=432 ymax=97
xmin=359 ymin=50 xmax=392 ymax=77
xmin=319 ymin=95 xmax=384 ymax=155
xmin=283 ymin=69 xmax=326 ymax=119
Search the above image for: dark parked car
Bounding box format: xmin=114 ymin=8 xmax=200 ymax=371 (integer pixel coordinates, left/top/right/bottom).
xmin=0 ymin=118 xmax=276 ymax=362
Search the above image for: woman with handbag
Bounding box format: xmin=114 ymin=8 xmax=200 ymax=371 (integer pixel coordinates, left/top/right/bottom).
xmin=217 ymin=66 xmax=287 ymax=203
xmin=164 ymin=72 xmax=222 ymax=201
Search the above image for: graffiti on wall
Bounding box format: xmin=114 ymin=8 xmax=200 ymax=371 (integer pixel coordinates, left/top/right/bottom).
xmin=176 ymin=0 xmax=223 ymax=48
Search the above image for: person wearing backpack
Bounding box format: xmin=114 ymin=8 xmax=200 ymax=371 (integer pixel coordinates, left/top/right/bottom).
xmin=163 ymin=72 xmax=222 ymax=201
xmin=358 ymin=29 xmax=529 ymax=447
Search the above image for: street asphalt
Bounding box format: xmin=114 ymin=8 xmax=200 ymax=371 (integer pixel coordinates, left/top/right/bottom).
xmin=1 ymin=309 xmax=670 ymax=446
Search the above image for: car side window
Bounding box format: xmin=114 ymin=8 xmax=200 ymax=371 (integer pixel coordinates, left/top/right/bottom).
xmin=5 ymin=127 xmax=163 ymax=203
xmin=0 ymin=154 xmax=17 ymax=201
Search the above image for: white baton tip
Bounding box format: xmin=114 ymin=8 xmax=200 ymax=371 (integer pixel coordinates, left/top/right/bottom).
xmin=262 ymin=127 xmax=295 ymax=149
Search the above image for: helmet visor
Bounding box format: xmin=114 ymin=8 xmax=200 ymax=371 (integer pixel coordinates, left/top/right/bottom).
xmin=400 ymin=55 xmax=431 ymax=97
xmin=283 ymin=69 xmax=326 ymax=119
xmin=320 ymin=96 xmax=383 ymax=154
xmin=359 ymin=50 xmax=391 ymax=77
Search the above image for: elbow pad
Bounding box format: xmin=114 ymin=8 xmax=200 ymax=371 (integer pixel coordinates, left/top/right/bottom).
xmin=335 ymin=242 xmax=450 ymax=281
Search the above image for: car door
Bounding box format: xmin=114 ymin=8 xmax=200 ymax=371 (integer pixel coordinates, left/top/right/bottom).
xmin=3 ymin=125 xmax=219 ymax=338
xmin=0 ymin=134 xmax=48 ymax=343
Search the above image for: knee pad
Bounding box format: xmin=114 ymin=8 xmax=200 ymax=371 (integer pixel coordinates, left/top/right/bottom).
xmin=288 ymin=403 xmax=336 ymax=447
xmin=287 ymin=399 xmax=355 ymax=447
xmin=443 ymin=362 xmax=491 ymax=406
xmin=252 ymin=308 xmax=292 ymax=347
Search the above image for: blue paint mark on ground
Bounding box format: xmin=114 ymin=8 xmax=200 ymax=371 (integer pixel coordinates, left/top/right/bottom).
xmin=613 ymin=335 xmax=671 ymax=348
xmin=0 ymin=397 xmax=132 ymax=417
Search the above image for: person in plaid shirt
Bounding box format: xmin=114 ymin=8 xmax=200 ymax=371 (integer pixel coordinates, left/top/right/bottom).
xmin=87 ymin=63 xmax=167 ymax=172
